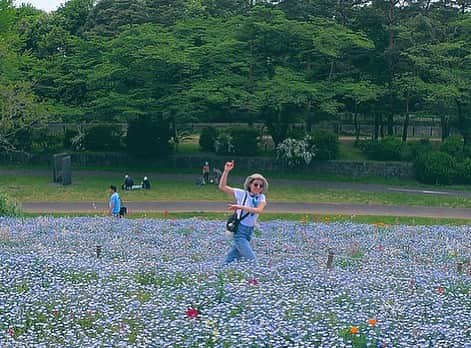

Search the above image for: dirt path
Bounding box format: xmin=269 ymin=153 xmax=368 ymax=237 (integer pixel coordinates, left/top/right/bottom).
xmin=21 ymin=201 xmax=471 ymax=219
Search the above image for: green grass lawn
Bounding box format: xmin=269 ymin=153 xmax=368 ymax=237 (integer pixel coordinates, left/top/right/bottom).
xmin=3 ymin=173 xmax=471 ymax=208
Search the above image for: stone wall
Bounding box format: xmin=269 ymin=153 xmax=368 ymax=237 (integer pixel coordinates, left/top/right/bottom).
xmin=0 ymin=152 xmax=415 ymax=179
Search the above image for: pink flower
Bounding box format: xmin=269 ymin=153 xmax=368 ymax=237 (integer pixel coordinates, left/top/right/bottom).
xmin=186 ymin=308 xmax=199 ymax=318
xmin=437 ymin=286 xmax=445 ymax=295
xmin=7 ymin=327 xmax=15 ymax=337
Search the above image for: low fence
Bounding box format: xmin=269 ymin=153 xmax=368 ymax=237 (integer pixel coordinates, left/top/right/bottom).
xmin=0 ymin=152 xmax=415 ymax=179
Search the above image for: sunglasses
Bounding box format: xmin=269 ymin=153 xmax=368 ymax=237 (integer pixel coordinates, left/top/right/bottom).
xmin=252 ymin=182 xmax=264 ymax=188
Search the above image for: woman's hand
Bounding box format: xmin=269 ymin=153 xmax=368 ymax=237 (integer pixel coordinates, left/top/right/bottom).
xmin=224 ymin=160 xmax=235 ymax=172
xmin=227 ymin=204 xmax=240 ymax=211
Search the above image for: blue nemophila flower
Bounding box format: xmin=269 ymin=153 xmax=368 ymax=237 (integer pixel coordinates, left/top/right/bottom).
xmin=0 ymin=217 xmax=470 ymax=346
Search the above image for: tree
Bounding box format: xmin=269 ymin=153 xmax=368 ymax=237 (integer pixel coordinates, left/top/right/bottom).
xmin=336 ymin=80 xmax=384 ymax=141
xmin=393 ymin=73 xmax=426 ymax=142
xmin=0 ymin=82 xmax=48 ymax=152
xmin=84 ymin=0 xmax=152 ymax=37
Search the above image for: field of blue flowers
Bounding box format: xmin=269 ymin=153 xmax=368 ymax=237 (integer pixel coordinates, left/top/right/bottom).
xmin=1 ymin=217 xmax=470 ymax=347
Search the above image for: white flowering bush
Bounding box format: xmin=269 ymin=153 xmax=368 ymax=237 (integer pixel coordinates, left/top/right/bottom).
xmin=276 ymin=136 xmax=316 ymax=168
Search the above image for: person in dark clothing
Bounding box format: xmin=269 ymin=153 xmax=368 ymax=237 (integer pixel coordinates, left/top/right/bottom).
xmin=142 ymin=176 xmax=151 ymax=189
xmin=122 ymin=175 xmax=134 ymax=190
xmin=202 ymin=162 xmax=210 ymax=184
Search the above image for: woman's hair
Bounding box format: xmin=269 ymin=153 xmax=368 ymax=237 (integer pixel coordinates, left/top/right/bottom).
xmin=110 ymin=185 xmax=117 ymax=192
xmin=243 ymin=173 xmax=268 ymax=192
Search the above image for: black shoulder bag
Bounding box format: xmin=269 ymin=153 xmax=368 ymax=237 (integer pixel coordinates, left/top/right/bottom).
xmin=226 ymin=192 xmax=250 ymax=233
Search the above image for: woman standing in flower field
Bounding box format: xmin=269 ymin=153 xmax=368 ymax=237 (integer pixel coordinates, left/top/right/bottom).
xmin=219 ymin=160 xmax=268 ymax=263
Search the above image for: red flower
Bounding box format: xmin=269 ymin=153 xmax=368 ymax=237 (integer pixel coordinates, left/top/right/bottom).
xmin=7 ymin=327 xmax=15 ymax=337
xmin=186 ymin=308 xmax=199 ymax=318
xmin=248 ymin=278 xmax=259 ymax=286
xmin=437 ymin=286 xmax=445 ymax=295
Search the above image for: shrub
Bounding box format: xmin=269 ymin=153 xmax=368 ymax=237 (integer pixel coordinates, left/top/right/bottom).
xmin=0 ymin=192 xmax=20 ymax=216
xmin=31 ymin=128 xmax=64 ymax=153
xmin=403 ymin=138 xmax=435 ymax=161
xmin=83 ymin=125 xmax=123 ymax=151
xmin=276 ymin=136 xmax=316 ymax=168
xmin=10 ymin=128 xmax=64 ymax=153
xmin=63 ymin=129 xmax=78 ymax=150
xmin=309 ymin=129 xmax=339 ymax=160
xmin=230 ymin=127 xmax=260 ymax=156
xmin=414 ymin=151 xmax=457 ymax=185
xmin=214 ymin=131 xmax=234 ymax=155
xmin=286 ymin=126 xmax=305 ymax=140
xmin=127 ymin=117 xmax=172 ymax=158
xmin=455 ymin=158 xmax=471 ymax=184
xmin=358 ymin=137 xmax=404 ymax=161
xmin=440 ymin=136 xmax=464 ymax=159
xmin=199 ymin=126 xmax=219 ymax=152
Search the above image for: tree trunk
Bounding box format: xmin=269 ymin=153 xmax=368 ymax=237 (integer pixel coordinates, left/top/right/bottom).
xmin=354 ymin=103 xmax=360 ymax=141
xmin=386 ymin=0 xmax=397 ymax=136
xmin=373 ymin=111 xmax=379 ymax=141
xmin=440 ymin=114 xmax=449 ymax=141
xmin=402 ymin=98 xmax=409 ymax=142
xmin=456 ymin=99 xmax=471 ymax=148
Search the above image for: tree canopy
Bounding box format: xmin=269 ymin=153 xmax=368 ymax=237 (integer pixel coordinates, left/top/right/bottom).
xmin=1 ymin=0 xmax=471 ymax=151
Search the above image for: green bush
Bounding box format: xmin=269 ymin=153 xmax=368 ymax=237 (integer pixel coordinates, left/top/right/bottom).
xmin=126 ymin=117 xmax=172 ymax=158
xmin=309 ymin=129 xmax=339 ymax=160
xmin=63 ymin=129 xmax=78 ymax=150
xmin=230 ymin=127 xmax=260 ymax=156
xmin=414 ymin=151 xmax=457 ymax=185
xmin=358 ymin=137 xmax=404 ymax=161
xmin=456 ymin=158 xmax=471 ymax=184
xmin=286 ymin=126 xmax=305 ymax=140
xmin=440 ymin=135 xmax=464 ymax=159
xmin=214 ymin=131 xmax=234 ymax=155
xmin=403 ymin=138 xmax=435 ymax=161
xmin=0 ymin=192 xmax=20 ymax=216
xmin=32 ymin=129 xmax=64 ymax=153
xmin=10 ymin=128 xmax=64 ymax=153
xmin=83 ymin=125 xmax=123 ymax=151
xmin=199 ymin=126 xmax=219 ymax=152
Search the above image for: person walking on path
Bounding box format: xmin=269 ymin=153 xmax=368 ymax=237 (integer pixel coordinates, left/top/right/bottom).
xmin=219 ymin=160 xmax=268 ymax=264
xmin=108 ymin=185 xmax=121 ymax=217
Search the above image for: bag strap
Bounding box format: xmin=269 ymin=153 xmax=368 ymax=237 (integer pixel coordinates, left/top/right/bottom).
xmin=238 ymin=192 xmax=250 ymax=222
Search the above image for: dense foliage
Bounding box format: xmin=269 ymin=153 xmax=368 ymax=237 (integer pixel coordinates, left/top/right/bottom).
xmin=0 ymin=192 xmax=20 ymax=216
xmin=0 ymin=0 xmax=470 ymax=162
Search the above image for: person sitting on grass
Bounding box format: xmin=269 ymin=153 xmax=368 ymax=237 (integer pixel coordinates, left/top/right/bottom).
xmin=212 ymin=167 xmax=222 ymax=184
xmin=202 ymin=162 xmax=210 ymax=184
xmin=142 ymin=176 xmax=151 ymax=190
xmin=122 ymin=175 xmax=134 ymax=190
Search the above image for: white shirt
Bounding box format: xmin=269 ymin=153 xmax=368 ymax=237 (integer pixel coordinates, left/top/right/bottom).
xmin=234 ymin=188 xmax=266 ymax=227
